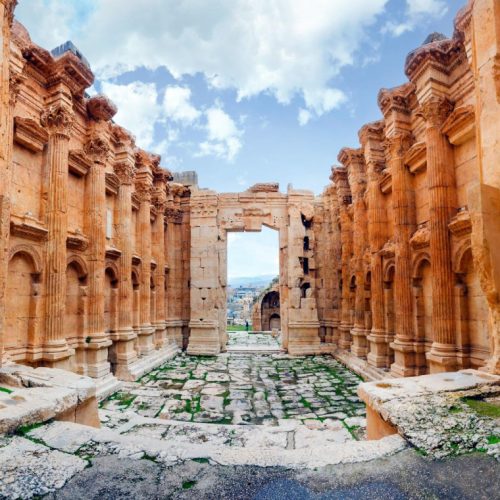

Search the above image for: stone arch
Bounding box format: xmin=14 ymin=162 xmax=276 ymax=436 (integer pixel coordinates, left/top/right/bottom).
xmin=269 ymin=313 xmax=281 ymax=330
xmin=131 ymin=267 xmax=141 ymax=330
xmin=104 ymin=263 xmax=119 ymax=334
xmin=412 ymin=253 xmax=432 ymax=348
xmin=258 ymin=289 xmax=280 ymax=330
xmin=5 ymin=246 xmax=42 ymax=358
xmin=412 ymin=251 xmax=431 ymax=279
xmin=453 ymin=245 xmax=490 ymax=368
xmin=65 ymin=257 xmax=88 ymax=342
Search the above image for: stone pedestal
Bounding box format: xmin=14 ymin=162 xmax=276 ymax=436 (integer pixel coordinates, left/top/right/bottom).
xmin=186 ymin=321 xmax=221 ymax=355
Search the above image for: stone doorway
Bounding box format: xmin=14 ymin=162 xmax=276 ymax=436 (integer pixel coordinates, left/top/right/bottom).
xmin=187 ymin=183 xmax=325 ymax=356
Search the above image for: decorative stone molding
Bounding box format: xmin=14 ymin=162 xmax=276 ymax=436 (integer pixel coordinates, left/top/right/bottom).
xmin=379 ymin=171 xmax=392 ymax=194
xmin=40 ymin=104 xmax=74 ymax=137
xmin=10 ymin=214 xmax=48 ymax=241
xmin=410 ymin=222 xmax=430 ymax=250
xmin=114 ymin=161 xmax=135 ymax=185
xmin=105 ymin=246 xmax=122 ymax=260
xmin=3 ymin=0 xmax=18 ymax=26
xmin=84 ymin=133 xmax=110 ymax=163
xmin=404 ymin=141 xmax=427 ymax=174
xmin=165 ymin=208 xmax=183 ymax=224
xmin=377 ymin=83 xmax=414 ymax=116
xmin=449 ymin=207 xmax=472 ymax=237
xmin=441 ymin=105 xmax=475 ymax=145
xmin=68 ymin=150 xmax=92 ymax=177
xmin=132 ymin=255 xmax=142 ymax=266
xmin=135 ymin=180 xmax=153 ymax=203
xmin=380 ymin=239 xmax=396 ymax=258
xmin=112 ymin=124 xmax=135 ymax=148
xmin=105 ymin=172 xmax=120 ymax=195
xmin=9 ymin=72 xmax=26 ymax=105
xmin=14 ymin=116 xmax=48 ymax=152
xmin=86 ymin=94 xmax=117 ymax=122
xmin=417 ymin=97 xmax=454 ymax=127
xmin=247 ymin=182 xmax=279 ymax=192
xmin=66 ymin=231 xmax=89 ymax=251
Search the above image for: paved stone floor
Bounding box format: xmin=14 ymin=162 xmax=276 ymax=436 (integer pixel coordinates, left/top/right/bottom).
xmin=100 ymin=353 xmax=366 ymax=430
xmin=226 ymin=331 xmax=282 ymax=351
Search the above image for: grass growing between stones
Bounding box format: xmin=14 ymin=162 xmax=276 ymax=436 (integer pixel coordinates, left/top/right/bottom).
xmin=463 ymin=397 xmax=500 ymax=419
xmin=0 ymin=386 xmax=13 ymax=394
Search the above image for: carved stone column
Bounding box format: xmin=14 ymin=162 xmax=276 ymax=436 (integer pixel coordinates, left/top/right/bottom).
xmin=135 ymin=167 xmax=155 ymax=356
xmin=152 ymin=169 xmax=170 ymax=348
xmin=40 ymin=104 xmax=74 ymax=367
xmin=82 ymin=132 xmax=113 ymax=377
xmin=0 ymin=0 xmax=19 ymax=366
xmin=387 ymin=132 xmax=417 ymax=376
xmin=341 ymin=148 xmax=369 ymax=357
xmin=360 ymin=122 xmax=391 ymax=367
xmin=111 ymin=154 xmax=139 ymax=379
xmin=420 ymin=97 xmax=458 ymax=372
xmin=333 ymin=167 xmax=353 ymax=349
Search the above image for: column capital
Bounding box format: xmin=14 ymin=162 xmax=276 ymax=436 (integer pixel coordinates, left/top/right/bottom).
xmin=114 ymin=161 xmax=135 ymax=185
xmin=84 ymin=133 xmax=110 ymax=164
xmin=40 ymin=103 xmax=74 ymax=138
xmin=418 ymin=96 xmax=454 ymax=127
xmin=152 ymin=187 xmax=167 ymax=211
xmin=1 ymin=0 xmax=17 ymax=26
xmin=384 ymin=132 xmax=413 ymax=159
xmin=135 ymin=180 xmax=153 ymax=203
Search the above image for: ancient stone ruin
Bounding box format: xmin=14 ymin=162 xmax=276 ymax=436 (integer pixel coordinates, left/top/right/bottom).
xmin=0 ymin=0 xmax=500 ymax=496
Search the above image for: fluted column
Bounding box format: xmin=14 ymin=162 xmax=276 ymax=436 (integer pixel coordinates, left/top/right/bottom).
xmin=81 ymin=132 xmax=113 ymax=378
xmin=338 ymin=204 xmax=353 ymax=349
xmin=0 ymin=0 xmax=19 ymax=366
xmin=40 ymin=104 xmax=74 ymax=366
xmin=136 ymin=177 xmax=155 ymax=356
xmin=387 ymin=132 xmax=417 ymax=376
xmin=421 ymin=97 xmax=458 ymax=372
xmin=152 ymin=175 xmax=169 ymax=348
xmin=110 ymin=158 xmax=139 ymax=379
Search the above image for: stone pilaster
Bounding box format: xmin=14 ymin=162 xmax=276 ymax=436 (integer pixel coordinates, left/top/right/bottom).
xmin=82 ymin=132 xmax=113 ymax=377
xmin=0 ymin=0 xmax=18 ymax=366
xmin=340 ymin=148 xmax=369 ymax=358
xmin=420 ymin=96 xmax=458 ymax=372
xmin=333 ymin=167 xmax=353 ymax=349
xmin=135 ymin=160 xmax=155 ymax=356
xmin=40 ymin=103 xmax=74 ymax=367
xmin=360 ymin=121 xmax=392 ymax=368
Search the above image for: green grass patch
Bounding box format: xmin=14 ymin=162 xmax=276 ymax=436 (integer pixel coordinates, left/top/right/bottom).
xmin=227 ymin=325 xmax=253 ymax=331
xmin=487 ymin=435 xmax=500 ymax=445
xmin=463 ymin=398 xmax=500 ymax=418
xmin=182 ymin=480 xmax=197 ymax=490
xmin=192 ymin=457 xmax=210 ymax=463
xmin=0 ymin=386 xmax=13 ymax=394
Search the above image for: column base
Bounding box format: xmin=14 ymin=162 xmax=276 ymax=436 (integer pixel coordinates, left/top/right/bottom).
xmin=350 ymin=327 xmax=369 ymax=358
xmin=390 ymin=339 xmax=416 ymax=377
xmin=153 ymin=322 xmax=167 ymax=349
xmin=108 ymin=329 xmax=139 ymax=381
xmin=85 ymin=336 xmax=113 ymax=379
xmin=41 ymin=341 xmax=74 ymax=370
xmin=287 ymin=321 xmax=322 ymax=355
xmin=166 ymin=320 xmax=184 ymax=348
xmin=137 ymin=325 xmax=156 ymax=356
xmin=426 ymin=342 xmax=457 ymax=373
xmin=367 ymin=330 xmax=394 ymax=369
xmin=187 ymin=321 xmax=221 ymax=355
xmin=338 ymin=324 xmax=352 ymax=350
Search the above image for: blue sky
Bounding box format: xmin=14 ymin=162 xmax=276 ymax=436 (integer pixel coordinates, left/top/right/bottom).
xmin=15 ymin=0 xmax=465 ymax=278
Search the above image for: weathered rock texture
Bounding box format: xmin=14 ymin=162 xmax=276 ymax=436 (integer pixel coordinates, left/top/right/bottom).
xmin=0 ymin=0 xmax=499 ymax=380
xmin=315 ymin=0 xmax=500 ymax=376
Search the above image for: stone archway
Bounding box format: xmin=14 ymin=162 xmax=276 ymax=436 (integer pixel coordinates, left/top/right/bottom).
xmin=187 ymin=183 xmax=323 ymax=356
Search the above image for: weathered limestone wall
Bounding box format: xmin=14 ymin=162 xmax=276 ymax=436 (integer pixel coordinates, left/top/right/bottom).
xmin=315 ymin=0 xmax=500 ymax=376
xmin=0 ymin=10 xmax=189 ymax=392
xmin=187 ymin=184 xmax=323 ymax=355
xmin=251 ymin=287 xmax=280 ymax=332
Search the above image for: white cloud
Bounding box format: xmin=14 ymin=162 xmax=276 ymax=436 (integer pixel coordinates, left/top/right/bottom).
xmin=162 ymin=86 xmax=201 ymax=124
xmin=15 ymin=0 xmax=390 ymax=122
xmin=298 ymin=109 xmax=312 ymax=126
xmin=100 ymin=81 xmax=161 ymax=150
xmin=384 ymin=0 xmax=448 ymax=37
xmin=197 ymin=106 xmax=243 ymax=161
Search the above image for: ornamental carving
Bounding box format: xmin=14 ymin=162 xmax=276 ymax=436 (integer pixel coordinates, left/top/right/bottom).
xmin=377 ymin=83 xmax=414 ymax=116
xmin=4 ymin=0 xmax=18 ymax=26
xmin=410 ymin=223 xmax=430 ymax=250
xmin=84 ymin=133 xmax=110 ymax=163
xmin=417 ymin=96 xmax=454 ymax=127
xmin=135 ymin=181 xmax=152 ymax=203
xmin=114 ymin=161 xmax=135 ymax=185
xmin=86 ymin=94 xmax=117 ymax=122
xmin=384 ymin=132 xmax=413 ymax=159
xmin=9 ymin=72 xmax=26 ymax=105
xmin=449 ymin=208 xmax=472 ymax=237
xmin=152 ymin=188 xmax=167 ymax=211
xmin=40 ymin=104 xmax=74 ymax=137
xmin=247 ymin=182 xmax=279 ymax=193
xmin=165 ymin=207 xmax=183 ymax=223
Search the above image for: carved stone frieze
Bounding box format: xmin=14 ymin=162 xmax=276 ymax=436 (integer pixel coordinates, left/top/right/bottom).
xmin=14 ymin=116 xmax=48 ymax=152
xmin=84 ymin=133 xmax=110 ymax=163
xmin=410 ymin=223 xmax=430 ymax=250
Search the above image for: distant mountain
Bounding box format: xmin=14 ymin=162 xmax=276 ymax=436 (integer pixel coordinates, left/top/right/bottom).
xmin=228 ymin=274 xmax=277 ymax=288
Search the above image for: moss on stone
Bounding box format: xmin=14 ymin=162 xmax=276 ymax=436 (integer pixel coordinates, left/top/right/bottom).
xmin=463 ymin=398 xmax=500 ymax=418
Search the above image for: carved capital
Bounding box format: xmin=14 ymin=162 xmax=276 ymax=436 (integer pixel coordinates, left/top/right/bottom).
xmin=114 ymin=161 xmax=135 ymax=185
xmin=40 ymin=104 xmax=74 ymax=137
xmin=165 ymin=207 xmax=183 ymax=223
xmin=384 ymin=132 xmax=413 ymax=159
xmin=135 ymin=181 xmax=152 ymax=203
xmin=418 ymin=97 xmax=454 ymax=127
xmin=152 ymin=188 xmax=167 ymax=212
xmin=9 ymin=72 xmax=26 ymax=105
xmin=84 ymin=133 xmax=110 ymax=163
xmin=2 ymin=0 xmax=18 ymax=26
xmin=86 ymin=94 xmax=117 ymax=122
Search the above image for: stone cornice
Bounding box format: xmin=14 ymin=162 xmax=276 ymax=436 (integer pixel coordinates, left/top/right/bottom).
xmin=454 ymin=2 xmax=473 ymax=38
xmin=168 ymin=182 xmax=190 ymax=198
xmin=410 ymin=222 xmax=430 ymax=250
xmin=10 ymin=214 xmax=48 ymax=242
xmin=47 ymin=51 xmax=94 ymax=97
xmin=68 ymin=150 xmax=92 ymax=177
xmin=14 ymin=116 xmax=48 ymax=152
xmin=135 ymin=149 xmax=161 ymax=170
xmin=404 ymin=141 xmax=427 ymax=174
xmin=153 ymin=166 xmax=173 ymax=184
xmin=114 ymin=161 xmax=135 ymax=185
xmin=449 ymin=207 xmax=472 ymax=237
xmin=66 ymin=230 xmax=89 ymax=251
xmin=84 ymin=133 xmax=110 ymax=163
xmin=40 ymin=103 xmax=74 ymax=137
xmin=358 ymin=120 xmax=384 ymax=147
xmin=441 ymin=104 xmax=475 ymax=145
xmin=337 ymin=147 xmax=364 ymax=168
xmin=377 ymin=83 xmax=414 ymax=117
xmin=405 ymin=37 xmax=463 ymax=82
xmin=112 ymin=124 xmax=135 ymax=149
xmin=105 ymin=172 xmax=120 ymax=195
xmin=86 ymin=94 xmax=117 ymax=122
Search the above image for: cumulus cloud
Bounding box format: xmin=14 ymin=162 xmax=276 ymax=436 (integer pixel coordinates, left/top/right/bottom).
xmin=384 ymin=0 xmax=448 ymax=37
xmin=162 ymin=86 xmax=200 ymax=125
xmin=197 ymin=105 xmax=243 ymax=162
xmin=15 ymin=0 xmax=390 ymax=123
xmin=100 ymin=81 xmax=161 ymax=150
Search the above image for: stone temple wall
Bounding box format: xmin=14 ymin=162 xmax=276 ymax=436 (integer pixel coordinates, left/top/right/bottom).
xmin=252 ymin=286 xmax=280 ymax=332
xmin=0 ymin=2 xmax=191 ymax=394
xmin=314 ymin=0 xmax=500 ymax=376
xmin=0 ymin=0 xmax=499 ymax=384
